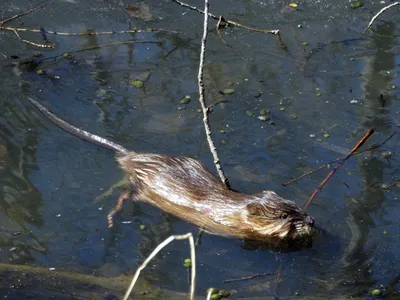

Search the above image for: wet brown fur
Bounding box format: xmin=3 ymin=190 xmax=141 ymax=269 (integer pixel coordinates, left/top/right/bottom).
xmin=27 ymin=97 xmax=314 ymax=243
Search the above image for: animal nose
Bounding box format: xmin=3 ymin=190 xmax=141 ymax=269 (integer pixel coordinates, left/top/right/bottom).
xmin=305 ymin=216 xmax=314 ymax=227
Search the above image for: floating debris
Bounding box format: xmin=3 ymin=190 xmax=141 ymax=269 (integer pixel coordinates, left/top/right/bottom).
xmin=227 ymin=81 xmax=234 ymax=86
xmin=139 ymin=224 xmax=146 ymax=230
xmin=349 ymin=1 xmax=363 ymax=8
xmin=180 ymin=95 xmax=191 ymax=104
xmin=125 ymin=4 xmax=153 ymax=21
xmin=132 ymin=80 xmax=144 ymax=88
xmin=260 ymin=109 xmax=270 ymax=115
xmin=383 ymin=230 xmax=388 ymax=235
xmin=290 ymin=114 xmax=297 ymax=119
xmin=289 ymin=3 xmax=298 ymax=8
xmin=379 ymin=150 xmax=392 ymax=158
xmin=350 ymin=99 xmax=358 ymax=104
xmin=36 ymin=69 xmax=45 ymax=75
xmin=246 ymin=111 xmax=255 ymax=117
xmin=380 ymin=183 xmax=388 ymax=189
xmin=258 ymin=115 xmax=269 ymax=121
xmin=221 ymin=89 xmax=235 ymax=95
xmin=280 ymin=107 xmax=285 ymax=111
xmin=323 ymin=133 xmax=330 ymax=138
xmin=370 ymin=289 xmax=381 ymax=296
xmin=309 ymin=134 xmax=316 ymax=138
xmin=183 ymin=258 xmax=192 ymax=268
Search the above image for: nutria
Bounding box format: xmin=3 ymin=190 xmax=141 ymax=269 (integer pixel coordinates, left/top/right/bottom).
xmin=27 ymin=97 xmax=314 ymax=242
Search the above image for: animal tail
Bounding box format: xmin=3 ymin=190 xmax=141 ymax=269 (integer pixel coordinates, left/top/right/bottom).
xmin=27 ymin=97 xmax=129 ymax=155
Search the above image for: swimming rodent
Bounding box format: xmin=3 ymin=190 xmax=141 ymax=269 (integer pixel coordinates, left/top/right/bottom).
xmin=27 ymin=97 xmax=314 ymax=242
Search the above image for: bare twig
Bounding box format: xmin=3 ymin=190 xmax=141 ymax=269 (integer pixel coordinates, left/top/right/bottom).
xmin=0 ymin=3 xmax=174 ymax=49
xmin=206 ymin=289 xmax=213 ymax=300
xmin=123 ymin=233 xmax=196 ymax=300
xmin=283 ymin=131 xmax=397 ymax=186
xmin=364 ymin=2 xmax=400 ymax=34
xmin=216 ymin=15 xmax=225 ymax=42
xmin=303 ymin=129 xmax=374 ymax=210
xmin=282 ymin=159 xmax=340 ymax=186
xmin=0 ymin=26 xmax=172 ymax=48
xmin=11 ymin=28 xmax=54 ymax=48
xmin=195 ymin=228 xmax=204 ymax=247
xmin=0 ymin=2 xmax=48 ymax=26
xmin=223 ymin=272 xmax=272 ymax=283
xmin=0 ymin=26 xmax=175 ymax=36
xmin=197 ymin=0 xmax=230 ymax=189
xmin=172 ymin=0 xmax=279 ymax=36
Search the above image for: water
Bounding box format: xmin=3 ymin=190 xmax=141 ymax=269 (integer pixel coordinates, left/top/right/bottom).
xmin=0 ymin=0 xmax=399 ymax=299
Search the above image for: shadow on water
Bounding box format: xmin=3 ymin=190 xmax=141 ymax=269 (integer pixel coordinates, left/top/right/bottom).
xmin=0 ymin=0 xmax=400 ymax=299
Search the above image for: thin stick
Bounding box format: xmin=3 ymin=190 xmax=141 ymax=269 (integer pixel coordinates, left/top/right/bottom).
xmin=0 ymin=2 xmax=48 ymax=26
xmin=206 ymin=289 xmax=213 ymax=300
xmin=172 ymin=0 xmax=279 ymax=36
xmin=364 ymin=2 xmax=400 ymax=34
xmin=303 ymin=129 xmax=374 ymax=210
xmin=11 ymin=28 xmax=54 ymax=48
xmin=197 ymin=0 xmax=230 ymax=189
xmin=122 ymin=233 xmax=196 ymax=300
xmin=283 ymin=131 xmax=397 ymax=186
xmin=282 ymin=158 xmax=341 ymax=186
xmin=216 ymin=16 xmax=225 ymax=42
xmin=195 ymin=228 xmax=204 ymax=247
xmin=0 ymin=26 xmax=175 ymax=36
xmin=223 ymin=272 xmax=271 ymax=283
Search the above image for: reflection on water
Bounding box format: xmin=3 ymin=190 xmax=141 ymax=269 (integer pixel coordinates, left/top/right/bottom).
xmin=0 ymin=0 xmax=399 ymax=298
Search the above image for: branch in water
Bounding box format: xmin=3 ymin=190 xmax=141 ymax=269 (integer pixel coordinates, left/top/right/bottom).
xmin=364 ymin=2 xmax=400 ymax=34
xmin=172 ymin=0 xmax=281 ymax=38
xmin=196 ymin=0 xmax=231 ymax=189
xmin=283 ymin=130 xmax=397 ymax=186
xmin=303 ymin=129 xmax=374 ymax=210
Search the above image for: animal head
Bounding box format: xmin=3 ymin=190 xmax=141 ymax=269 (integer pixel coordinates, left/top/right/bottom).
xmin=245 ymin=191 xmax=314 ymax=240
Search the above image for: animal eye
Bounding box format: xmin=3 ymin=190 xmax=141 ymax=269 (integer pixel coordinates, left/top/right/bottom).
xmin=280 ymin=213 xmax=288 ymax=219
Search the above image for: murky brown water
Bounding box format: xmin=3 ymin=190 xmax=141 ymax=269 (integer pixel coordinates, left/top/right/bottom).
xmin=1 ymin=0 xmax=399 ymax=299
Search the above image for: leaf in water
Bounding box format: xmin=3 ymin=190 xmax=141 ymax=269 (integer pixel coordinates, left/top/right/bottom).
xmin=125 ymin=4 xmax=152 ymax=21
xmin=349 ymin=1 xmax=363 ymax=8
xmin=180 ymin=95 xmax=191 ymax=104
xmin=289 ymin=3 xmax=298 ymax=8
xmin=132 ymin=80 xmax=144 ymax=88
xmin=222 ymin=89 xmax=235 ymax=95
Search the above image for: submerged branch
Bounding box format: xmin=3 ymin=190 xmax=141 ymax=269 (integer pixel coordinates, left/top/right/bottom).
xmin=283 ymin=130 xmax=397 ymax=187
xmin=303 ymin=129 xmax=374 ymax=210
